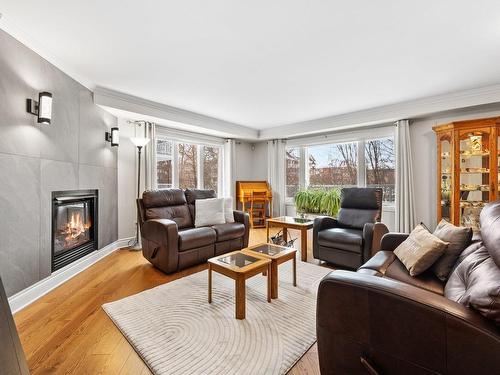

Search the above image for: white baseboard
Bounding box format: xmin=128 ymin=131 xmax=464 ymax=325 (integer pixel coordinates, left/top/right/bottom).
xmin=8 ymin=237 xmax=134 ymax=314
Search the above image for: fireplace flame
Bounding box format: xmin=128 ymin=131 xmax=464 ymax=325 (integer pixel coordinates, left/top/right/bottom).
xmin=64 ymin=212 xmax=91 ymax=240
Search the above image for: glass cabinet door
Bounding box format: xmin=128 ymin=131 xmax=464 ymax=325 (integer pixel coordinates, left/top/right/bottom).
xmin=458 ymin=128 xmax=491 ymax=230
xmin=438 ymin=133 xmax=452 ymax=222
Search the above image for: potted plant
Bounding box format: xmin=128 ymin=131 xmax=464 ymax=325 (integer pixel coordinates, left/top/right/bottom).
xmin=294 ymin=187 xmax=341 ymax=218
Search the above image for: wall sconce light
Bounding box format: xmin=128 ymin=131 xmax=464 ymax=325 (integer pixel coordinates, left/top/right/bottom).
xmin=26 ymin=92 xmax=53 ymax=124
xmin=105 ymin=127 xmax=120 ymax=147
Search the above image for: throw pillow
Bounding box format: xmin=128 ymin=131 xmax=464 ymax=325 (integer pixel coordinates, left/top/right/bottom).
xmin=224 ymin=197 xmax=235 ymax=223
xmin=195 ymin=198 xmax=225 ymax=227
xmin=431 ymin=219 xmax=473 ymax=281
xmin=394 ymin=224 xmax=449 ymax=276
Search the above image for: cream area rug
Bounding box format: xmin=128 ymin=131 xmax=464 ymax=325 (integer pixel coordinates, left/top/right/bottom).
xmin=102 ymin=259 xmax=332 ymax=375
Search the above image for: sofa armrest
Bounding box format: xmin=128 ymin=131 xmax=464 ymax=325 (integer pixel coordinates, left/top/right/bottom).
xmin=380 ymin=232 xmax=408 ymax=251
xmin=313 ymin=216 xmax=340 ymax=259
xmin=371 ymin=222 xmax=389 ymax=254
xmin=317 ymin=270 xmax=500 ymax=374
xmin=233 ymin=210 xmax=250 ymax=248
xmin=141 ymin=219 xmax=179 ymax=273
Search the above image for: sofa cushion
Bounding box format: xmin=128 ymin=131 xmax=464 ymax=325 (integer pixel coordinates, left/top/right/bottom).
xmin=359 ymin=251 xmax=445 ymax=295
xmin=178 ymin=227 xmax=216 ymax=251
xmin=394 ymin=224 xmax=448 ymax=276
xmin=480 ymin=200 xmax=500 ymax=267
xmin=431 ymin=219 xmax=473 ymax=281
xmin=385 ymin=257 xmax=445 ymax=295
xmin=195 ymin=198 xmax=225 ymax=227
xmin=318 ymin=228 xmax=363 ymax=253
xmin=211 ymin=222 xmax=245 ymax=242
xmin=185 ymin=189 xmax=216 ymax=220
xmin=445 ymin=246 xmax=500 ymax=324
xmin=337 ymin=208 xmax=380 ymax=229
xmin=142 ymin=189 xmax=186 ymax=208
xmin=224 ymin=197 xmax=235 ymax=223
xmin=145 ymin=205 xmax=193 ymax=229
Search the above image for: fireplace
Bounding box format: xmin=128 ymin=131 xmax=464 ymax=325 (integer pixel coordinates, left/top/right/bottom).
xmin=51 ymin=190 xmax=98 ymax=272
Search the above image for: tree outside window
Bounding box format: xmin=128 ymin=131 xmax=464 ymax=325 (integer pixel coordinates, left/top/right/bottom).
xmin=365 ymin=137 xmax=395 ymax=202
xmin=203 ymin=146 xmax=219 ymax=193
xmin=178 ymin=143 xmax=197 ymax=189
xmin=286 ymin=148 xmax=300 ymax=197
xmin=308 ymin=142 xmax=358 ymax=188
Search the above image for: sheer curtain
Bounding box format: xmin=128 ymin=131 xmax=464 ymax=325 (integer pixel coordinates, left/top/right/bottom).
xmin=223 ymin=139 xmax=236 ymax=205
xmin=144 ymin=122 xmax=156 ymax=191
xmin=267 ymin=139 xmax=286 ymax=217
xmin=395 ymin=119 xmax=416 ymax=233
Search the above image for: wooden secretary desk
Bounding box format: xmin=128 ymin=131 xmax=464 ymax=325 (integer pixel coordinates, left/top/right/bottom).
xmin=433 ymin=117 xmax=500 ymax=231
xmin=235 ymin=181 xmax=273 ymax=228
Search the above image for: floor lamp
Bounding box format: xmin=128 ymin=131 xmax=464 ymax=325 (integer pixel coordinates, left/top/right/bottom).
xmin=130 ymin=136 xmax=150 ymax=251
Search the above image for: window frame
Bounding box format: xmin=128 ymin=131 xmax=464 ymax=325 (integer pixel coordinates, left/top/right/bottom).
xmin=285 ymin=126 xmax=395 ymax=207
xmin=154 ymin=135 xmax=224 ymax=195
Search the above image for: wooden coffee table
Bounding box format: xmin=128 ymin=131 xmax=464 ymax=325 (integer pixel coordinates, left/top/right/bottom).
xmin=208 ymin=250 xmax=271 ymax=320
xmin=243 ymin=243 xmax=297 ymax=299
xmin=266 ymin=216 xmax=314 ymax=262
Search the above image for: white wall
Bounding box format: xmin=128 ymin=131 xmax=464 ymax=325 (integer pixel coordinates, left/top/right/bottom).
xmin=234 ymin=141 xmax=268 ymax=181
xmin=410 ymin=105 xmax=500 ymax=229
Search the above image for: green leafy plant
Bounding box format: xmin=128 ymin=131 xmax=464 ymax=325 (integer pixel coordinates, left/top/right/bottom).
xmin=294 ymin=187 xmax=341 ymax=217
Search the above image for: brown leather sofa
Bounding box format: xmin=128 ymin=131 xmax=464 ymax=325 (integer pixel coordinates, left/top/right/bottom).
xmin=317 ymin=202 xmax=500 ymax=374
xmin=137 ymin=189 xmax=250 ymax=273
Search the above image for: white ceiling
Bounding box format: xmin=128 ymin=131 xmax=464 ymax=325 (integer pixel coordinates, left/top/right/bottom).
xmin=2 ymin=1 xmax=500 ymax=130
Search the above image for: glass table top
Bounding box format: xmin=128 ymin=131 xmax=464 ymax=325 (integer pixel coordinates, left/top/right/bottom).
xmin=269 ymin=216 xmax=314 ymax=225
xmin=249 ymin=244 xmax=290 ymax=256
xmin=218 ymin=253 xmax=260 ymax=268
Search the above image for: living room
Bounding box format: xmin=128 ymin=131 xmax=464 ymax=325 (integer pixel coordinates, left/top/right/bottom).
xmin=1 ymin=2 xmax=499 ymax=375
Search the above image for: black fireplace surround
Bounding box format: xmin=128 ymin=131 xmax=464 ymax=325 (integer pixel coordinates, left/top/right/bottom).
xmin=51 ymin=190 xmax=98 ymax=272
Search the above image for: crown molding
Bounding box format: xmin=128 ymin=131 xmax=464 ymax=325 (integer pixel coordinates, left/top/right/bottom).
xmin=259 ymin=83 xmax=500 ymax=139
xmin=0 ymin=17 xmax=94 ymax=90
xmin=94 ymin=87 xmax=259 ymax=139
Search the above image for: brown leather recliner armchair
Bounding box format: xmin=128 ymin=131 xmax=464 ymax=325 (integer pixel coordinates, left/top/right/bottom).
xmin=313 ymin=188 xmax=388 ymax=269
xmin=317 ymin=202 xmax=500 ymax=374
xmin=137 ymin=188 xmax=250 ymax=273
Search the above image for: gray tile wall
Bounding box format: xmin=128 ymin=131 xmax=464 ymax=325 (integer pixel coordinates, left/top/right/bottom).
xmin=0 ymin=30 xmax=118 ymax=297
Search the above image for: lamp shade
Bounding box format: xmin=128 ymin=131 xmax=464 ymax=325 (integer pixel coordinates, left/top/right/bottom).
xmin=38 ymin=92 xmax=52 ymax=124
xmin=130 ymin=137 xmax=150 ymax=148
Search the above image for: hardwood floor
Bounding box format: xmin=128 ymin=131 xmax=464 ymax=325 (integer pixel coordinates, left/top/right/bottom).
xmin=15 ymin=228 xmax=330 ymax=374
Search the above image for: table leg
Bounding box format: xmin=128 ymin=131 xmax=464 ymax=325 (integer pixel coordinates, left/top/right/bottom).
xmin=301 ymin=228 xmax=307 ymax=262
xmin=235 ymin=276 xmax=246 ymax=319
xmin=208 ymin=264 xmax=212 ymax=303
xmin=293 ymin=253 xmax=297 ymax=287
xmin=266 ymin=221 xmax=270 ymax=243
xmin=267 ymin=263 xmax=272 ymax=302
xmin=283 ymin=227 xmax=288 ymax=243
xmin=270 ymin=260 xmax=278 ymax=299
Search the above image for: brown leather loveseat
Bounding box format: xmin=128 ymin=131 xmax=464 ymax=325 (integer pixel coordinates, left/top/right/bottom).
xmin=137 ymin=189 xmax=250 ymax=273
xmin=317 ymin=201 xmax=500 ymax=374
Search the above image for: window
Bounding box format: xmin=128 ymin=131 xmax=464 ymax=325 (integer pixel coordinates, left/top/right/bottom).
xmin=154 ymin=137 xmax=223 ymax=194
xmin=178 ymin=143 xmax=198 ymax=189
xmin=286 ymin=148 xmax=300 ymax=197
xmin=308 ymin=142 xmax=357 ymax=188
xmin=156 ymin=139 xmax=173 ymax=189
xmin=203 ymin=146 xmax=220 ymax=193
xmin=284 ymin=130 xmax=395 ymax=206
xmin=365 ymin=137 xmax=395 ymax=203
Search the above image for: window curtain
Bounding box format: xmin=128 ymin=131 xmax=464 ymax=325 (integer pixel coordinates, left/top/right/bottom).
xmin=144 ymin=122 xmax=157 ymax=191
xmin=395 ymin=119 xmax=416 ymax=233
xmin=267 ymin=139 xmax=286 ymax=217
xmin=223 ymin=139 xmax=236 ymax=204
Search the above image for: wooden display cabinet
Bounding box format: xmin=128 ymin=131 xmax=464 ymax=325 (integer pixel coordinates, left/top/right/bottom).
xmin=433 ymin=117 xmax=499 ymax=231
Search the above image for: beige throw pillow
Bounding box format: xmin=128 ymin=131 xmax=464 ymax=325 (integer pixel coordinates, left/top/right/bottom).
xmin=394 ymin=224 xmax=449 ymax=276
